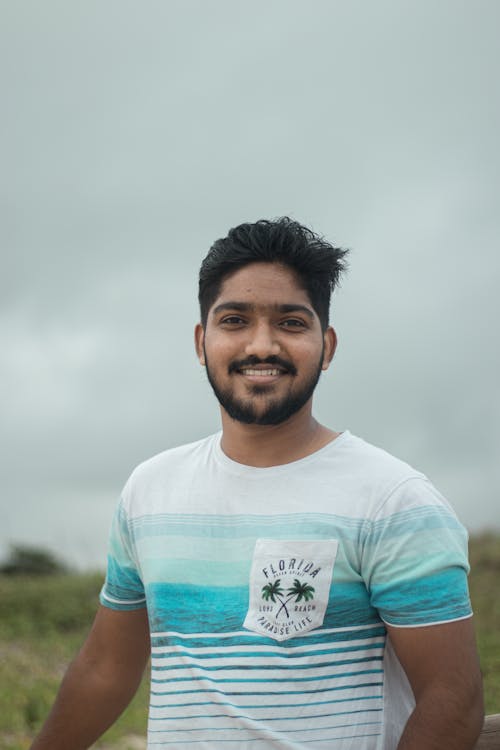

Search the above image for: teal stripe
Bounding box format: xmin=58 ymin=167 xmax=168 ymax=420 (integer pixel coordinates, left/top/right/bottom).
xmin=371 ymin=567 xmax=472 ymax=625
xmin=150 ymin=695 xmax=383 ymax=709
xmin=152 ymin=656 xmax=383 ymax=672
xmin=147 ymin=581 xmax=380 ymax=633
xmin=148 ymin=723 xmax=383 ymax=739
xmin=130 ymin=512 xmax=365 ymax=541
xmin=153 ymin=643 xmax=384 ymax=660
xmin=149 ymin=734 xmax=382 ymax=745
xmin=151 ymin=668 xmax=383 ymax=684
xmin=149 ymin=708 xmax=383 ymax=722
xmin=302 ymin=736 xmax=382 ymax=744
xmin=368 ymin=505 xmax=465 ymax=541
xmin=150 ymin=626 xmax=386 ymax=650
xmin=101 ymin=554 xmax=144 ymax=601
xmin=150 ymin=680 xmax=384 ymax=696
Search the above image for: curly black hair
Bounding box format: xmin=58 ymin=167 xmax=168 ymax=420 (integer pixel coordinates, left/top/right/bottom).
xmin=198 ymin=217 xmax=349 ymax=330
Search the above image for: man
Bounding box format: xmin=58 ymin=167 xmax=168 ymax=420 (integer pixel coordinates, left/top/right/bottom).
xmin=32 ymin=218 xmax=483 ymax=749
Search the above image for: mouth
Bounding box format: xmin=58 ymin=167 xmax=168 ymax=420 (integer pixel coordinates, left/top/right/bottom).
xmin=229 ymin=357 xmax=296 ymax=379
xmin=233 ymin=361 xmax=293 ymax=386
xmin=239 ymin=367 xmax=284 ymax=377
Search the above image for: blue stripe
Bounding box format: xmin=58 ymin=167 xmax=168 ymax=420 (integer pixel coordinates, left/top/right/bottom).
xmin=369 ymin=504 xmax=463 ymax=536
xmin=150 ymin=680 xmax=384 ymax=696
xmin=101 ymin=555 xmax=145 ymax=603
xmin=151 ymin=669 xmax=383 ymax=685
xmin=148 ymin=716 xmax=382 ymax=734
xmin=130 ymin=512 xmax=366 ymax=540
xmin=152 ymin=656 xmax=383 ymax=672
xmin=147 ymin=581 xmax=380 ymax=634
xmin=148 ymin=723 xmax=383 ymax=740
xmin=371 ymin=568 xmax=472 ymax=625
xmin=149 ymin=708 xmax=384 ymax=722
xmin=152 ymin=642 xmax=384 ymax=660
xmin=148 ymin=740 xmax=381 ymax=747
xmin=150 ymin=695 xmax=383 ymax=710
xmin=148 ymin=734 xmax=382 ymax=745
xmin=150 ymin=625 xmax=386 ymax=649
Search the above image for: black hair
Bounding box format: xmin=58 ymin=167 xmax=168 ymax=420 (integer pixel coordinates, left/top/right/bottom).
xmin=198 ymin=217 xmax=349 ymax=330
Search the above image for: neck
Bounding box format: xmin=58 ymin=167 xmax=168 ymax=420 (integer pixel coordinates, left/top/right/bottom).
xmin=219 ymin=403 xmax=339 ymax=468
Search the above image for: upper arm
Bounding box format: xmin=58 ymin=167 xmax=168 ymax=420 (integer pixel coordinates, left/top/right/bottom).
xmin=79 ymin=605 xmax=150 ymax=683
xmin=386 ymin=617 xmax=483 ymax=708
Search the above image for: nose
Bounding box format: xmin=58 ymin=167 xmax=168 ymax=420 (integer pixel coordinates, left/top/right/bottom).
xmin=245 ymin=321 xmax=281 ymax=359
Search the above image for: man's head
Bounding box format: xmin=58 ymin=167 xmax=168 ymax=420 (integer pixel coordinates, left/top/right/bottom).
xmin=198 ymin=217 xmax=348 ymax=332
xmin=195 ymin=219 xmax=348 ymax=427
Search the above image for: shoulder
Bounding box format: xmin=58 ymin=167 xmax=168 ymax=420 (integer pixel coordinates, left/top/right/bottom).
xmin=132 ymin=432 xmax=218 ymax=477
xmin=120 ymin=433 xmax=219 ymax=508
xmin=338 ymin=432 xmax=422 ymax=478
xmin=336 ymin=432 xmax=457 ymax=520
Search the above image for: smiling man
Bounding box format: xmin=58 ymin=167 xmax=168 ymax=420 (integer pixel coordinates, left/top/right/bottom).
xmin=32 ymin=218 xmax=483 ymax=750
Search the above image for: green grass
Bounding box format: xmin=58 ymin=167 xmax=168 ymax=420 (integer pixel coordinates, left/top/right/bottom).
xmin=0 ymin=572 xmax=149 ymax=750
xmin=469 ymin=534 xmax=500 ymax=714
xmin=1 ymin=535 xmax=499 ymax=748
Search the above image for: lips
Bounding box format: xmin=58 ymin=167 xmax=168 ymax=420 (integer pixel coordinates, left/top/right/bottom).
xmin=240 ymin=368 xmax=283 ymax=376
xmin=229 ymin=357 xmax=297 ymax=377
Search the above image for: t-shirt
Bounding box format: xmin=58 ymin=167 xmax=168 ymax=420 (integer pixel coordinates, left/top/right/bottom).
xmin=100 ymin=430 xmax=472 ymax=749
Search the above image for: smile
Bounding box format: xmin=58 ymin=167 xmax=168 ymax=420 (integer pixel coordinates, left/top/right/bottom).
xmin=240 ymin=368 xmax=283 ymax=376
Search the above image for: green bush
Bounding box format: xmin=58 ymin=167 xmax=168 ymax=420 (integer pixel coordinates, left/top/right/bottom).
xmin=0 ymin=545 xmax=68 ymax=576
xmin=0 ymin=573 xmax=104 ymax=638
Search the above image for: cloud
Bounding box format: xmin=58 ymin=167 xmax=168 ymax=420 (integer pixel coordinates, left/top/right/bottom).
xmin=2 ymin=1 xmax=499 ymax=565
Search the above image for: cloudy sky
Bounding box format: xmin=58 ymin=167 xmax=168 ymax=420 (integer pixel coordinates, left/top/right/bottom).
xmin=2 ymin=1 xmax=499 ymax=569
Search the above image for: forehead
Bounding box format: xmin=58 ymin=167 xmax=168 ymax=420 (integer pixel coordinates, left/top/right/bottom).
xmin=212 ymin=262 xmax=313 ymax=311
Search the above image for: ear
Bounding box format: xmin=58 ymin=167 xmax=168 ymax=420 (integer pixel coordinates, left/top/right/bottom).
xmin=321 ymin=326 xmax=337 ymax=371
xmin=194 ymin=323 xmax=206 ymax=365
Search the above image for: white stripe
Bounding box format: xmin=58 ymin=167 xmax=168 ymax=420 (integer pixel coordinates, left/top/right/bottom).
xmin=149 ymin=684 xmax=382 ymax=708
xmin=151 ymin=661 xmax=381 ymax=683
xmin=151 ymin=623 xmax=381 ymax=639
xmin=149 ymin=697 xmax=383 ymax=720
xmin=152 ymin=672 xmax=382 ymax=702
xmin=147 ymin=726 xmax=381 ymax=745
xmin=152 ymin=636 xmax=385 ymax=657
xmin=382 ymin=613 xmax=473 ymax=629
xmin=148 ymin=712 xmax=382 ymax=735
xmin=151 ymin=648 xmax=384 ymax=670
xmin=101 ymin=592 xmax=146 ymax=605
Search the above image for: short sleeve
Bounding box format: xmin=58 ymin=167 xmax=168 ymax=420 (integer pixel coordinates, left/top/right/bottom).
xmin=362 ymin=477 xmax=472 ymax=627
xmin=100 ymin=496 xmax=147 ymax=611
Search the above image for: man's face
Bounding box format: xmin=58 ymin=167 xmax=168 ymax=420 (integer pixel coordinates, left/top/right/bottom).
xmin=195 ymin=262 xmax=336 ymax=426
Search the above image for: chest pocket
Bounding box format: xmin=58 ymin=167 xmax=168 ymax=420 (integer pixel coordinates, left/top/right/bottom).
xmin=243 ymin=538 xmax=338 ymax=641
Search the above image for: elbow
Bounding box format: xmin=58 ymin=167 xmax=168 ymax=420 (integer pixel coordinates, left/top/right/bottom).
xmin=443 ymin=674 xmax=485 ymax=744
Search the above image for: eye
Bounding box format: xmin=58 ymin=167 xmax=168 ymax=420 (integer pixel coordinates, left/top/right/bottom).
xmin=220 ymin=315 xmax=246 ymax=326
xmin=280 ymin=318 xmax=306 ymax=329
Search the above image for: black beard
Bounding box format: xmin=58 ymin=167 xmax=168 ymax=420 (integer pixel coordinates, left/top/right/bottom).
xmin=203 ymin=350 xmax=324 ymax=426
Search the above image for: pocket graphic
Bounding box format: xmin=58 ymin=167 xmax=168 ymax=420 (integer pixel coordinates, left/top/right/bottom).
xmin=243 ymin=539 xmax=338 ymax=642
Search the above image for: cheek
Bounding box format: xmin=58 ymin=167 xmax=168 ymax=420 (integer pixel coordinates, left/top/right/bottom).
xmin=300 ymin=341 xmax=325 ymax=362
xmin=204 ymin=336 xmax=238 ymax=363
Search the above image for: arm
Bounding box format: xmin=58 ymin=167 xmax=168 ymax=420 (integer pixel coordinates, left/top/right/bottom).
xmin=387 ymin=617 xmax=484 ymax=750
xmin=31 ymin=605 xmax=150 ymax=750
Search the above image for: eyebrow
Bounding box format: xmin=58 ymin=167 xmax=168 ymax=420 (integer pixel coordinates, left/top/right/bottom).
xmin=212 ymin=301 xmax=315 ymax=319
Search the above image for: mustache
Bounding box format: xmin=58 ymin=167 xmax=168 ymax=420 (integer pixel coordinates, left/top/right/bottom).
xmin=228 ymin=355 xmax=297 ymax=376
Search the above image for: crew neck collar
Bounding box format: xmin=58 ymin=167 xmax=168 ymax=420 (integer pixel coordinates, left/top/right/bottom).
xmin=212 ymin=430 xmax=351 ymax=477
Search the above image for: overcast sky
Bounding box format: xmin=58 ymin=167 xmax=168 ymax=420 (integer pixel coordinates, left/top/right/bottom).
xmin=2 ymin=0 xmax=499 ymax=569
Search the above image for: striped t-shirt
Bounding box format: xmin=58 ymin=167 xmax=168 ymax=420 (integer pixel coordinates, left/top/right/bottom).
xmin=100 ymin=430 xmax=472 ymax=749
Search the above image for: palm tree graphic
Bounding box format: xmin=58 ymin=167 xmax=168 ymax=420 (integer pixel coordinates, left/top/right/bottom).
xmin=261 ymin=578 xmax=315 ymax=620
xmin=261 ymin=580 xmax=284 ymax=602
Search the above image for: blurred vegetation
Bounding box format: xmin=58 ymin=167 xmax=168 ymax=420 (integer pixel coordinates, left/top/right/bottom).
xmin=0 ymin=545 xmax=68 ymax=577
xmin=0 ymin=536 xmax=499 ymax=749
xmin=468 ymin=533 xmax=500 ymax=715
xmin=0 ymin=565 xmax=148 ymax=750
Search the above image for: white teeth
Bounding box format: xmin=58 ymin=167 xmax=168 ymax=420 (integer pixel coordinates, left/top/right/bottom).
xmin=241 ymin=368 xmax=281 ymax=376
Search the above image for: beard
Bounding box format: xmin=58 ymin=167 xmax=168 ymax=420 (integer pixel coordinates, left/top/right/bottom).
xmin=203 ymin=348 xmax=324 ymax=426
